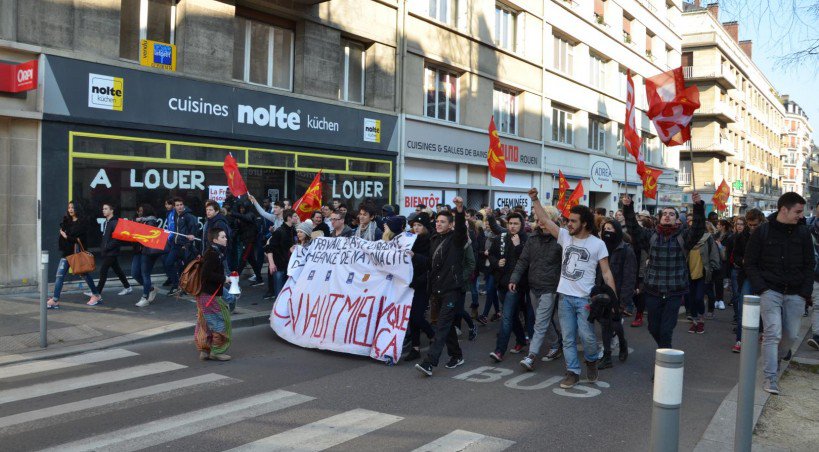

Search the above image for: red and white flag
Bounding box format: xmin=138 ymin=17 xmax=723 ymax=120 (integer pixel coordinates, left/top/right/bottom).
xmin=645 ymin=67 xmax=700 ymax=146
xmin=625 ymin=70 xmax=643 ymax=163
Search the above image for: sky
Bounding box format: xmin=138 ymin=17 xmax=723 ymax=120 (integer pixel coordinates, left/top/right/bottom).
xmin=714 ymin=1 xmax=819 ymax=127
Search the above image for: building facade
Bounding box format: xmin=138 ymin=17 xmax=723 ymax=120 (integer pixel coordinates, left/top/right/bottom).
xmin=780 ymin=95 xmax=813 ymax=199
xmin=679 ymin=2 xmax=785 ymax=215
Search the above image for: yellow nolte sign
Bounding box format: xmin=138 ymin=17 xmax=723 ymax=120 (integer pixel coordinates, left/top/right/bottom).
xmin=139 ymin=39 xmax=176 ymax=72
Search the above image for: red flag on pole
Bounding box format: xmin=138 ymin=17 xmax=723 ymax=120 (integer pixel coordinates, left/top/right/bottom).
xmin=223 ymin=153 xmax=248 ymax=196
xmin=112 ymin=219 xmax=170 ymax=250
xmin=625 ymin=69 xmax=643 ymax=162
xmin=561 ymin=181 xmax=584 ymax=219
xmin=556 ymin=170 xmax=570 ymax=212
xmin=712 ymin=179 xmax=730 ymax=211
xmin=487 ymin=116 xmax=507 ymax=183
xmin=641 ymin=166 xmax=663 ymax=200
xmin=645 ymin=67 xmax=700 ymax=146
xmin=293 ymin=170 xmax=323 ymax=222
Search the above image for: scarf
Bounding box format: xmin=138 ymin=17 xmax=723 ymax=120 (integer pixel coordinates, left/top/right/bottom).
xmin=656 ymin=223 xmax=680 ymax=238
xmin=355 ymin=222 xmax=377 ymax=241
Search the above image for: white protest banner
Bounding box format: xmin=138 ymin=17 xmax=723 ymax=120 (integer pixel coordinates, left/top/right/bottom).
xmin=271 ymin=233 xmax=417 ymax=363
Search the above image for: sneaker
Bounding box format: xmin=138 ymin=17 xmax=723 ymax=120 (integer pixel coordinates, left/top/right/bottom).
xmin=199 ymin=351 xmax=210 ymax=360
xmin=445 ymin=356 xmax=465 ymax=369
xmin=490 ymin=312 xmax=502 ymax=322
xmin=520 ymin=354 xmax=536 ymax=371
xmin=468 ymin=325 xmax=478 ymax=341
xmin=135 ymin=297 xmax=150 ymax=307
xmin=686 ymin=314 xmax=693 ymax=322
xmin=611 ymin=336 xmax=619 ymax=351
xmin=560 ymin=372 xmax=580 ymax=389
xmin=586 ymin=359 xmax=599 ymax=382
xmin=209 ymin=353 xmax=231 ymax=361
xmin=763 ymin=378 xmax=780 ymax=395
xmin=732 ymin=341 xmax=742 ymax=353
xmin=477 ymin=315 xmax=488 ymax=325
xmin=543 ymin=348 xmax=563 ymax=362
xmin=83 ymin=290 xmax=93 ymax=297
xmin=696 ymin=322 xmax=705 ymax=334
xmin=404 ymin=349 xmax=421 ymax=361
xmin=118 ymin=287 xmax=133 ymax=296
xmin=455 ymin=327 xmax=462 ymax=337
xmin=688 ymin=323 xmax=698 ymax=334
xmin=630 ymin=316 xmax=643 ymax=327
xmin=618 ymin=340 xmax=629 ymax=362
xmin=249 ymin=280 xmax=265 ymax=287
xmin=248 ymin=274 xmax=257 ymax=282
xmin=46 ymin=298 xmax=60 ymax=309
xmin=148 ymin=287 xmax=157 ymax=303
xmin=597 ymin=354 xmax=613 ymax=370
xmin=783 ymin=349 xmax=792 ymax=361
xmin=510 ymin=344 xmax=525 ymax=354
xmin=262 ymin=292 xmax=275 ymax=300
xmin=167 ymin=288 xmax=181 ymax=297
xmin=86 ymin=295 xmax=102 ymax=306
xmin=489 ymin=351 xmax=504 ymax=362
xmin=415 ymin=361 xmax=433 ymax=377
xmin=807 ymin=335 xmax=819 ymax=351
xmin=716 ymin=300 xmax=726 ymax=310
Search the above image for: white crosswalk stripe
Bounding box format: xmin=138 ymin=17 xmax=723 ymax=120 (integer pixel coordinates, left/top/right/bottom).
xmin=0 ymin=349 xmax=138 ymax=380
xmin=36 ymin=390 xmax=315 ymax=452
xmin=0 ymin=361 xmax=186 ymax=405
xmin=226 ymin=408 xmax=404 ymax=452
xmin=0 ymin=373 xmax=234 ymax=433
xmin=412 ymin=429 xmax=516 ymax=451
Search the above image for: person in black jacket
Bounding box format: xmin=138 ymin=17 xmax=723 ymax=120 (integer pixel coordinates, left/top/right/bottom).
xmin=195 ymin=228 xmax=232 ymax=361
xmin=487 ymin=212 xmax=529 ymax=362
xmin=730 ymin=211 xmax=763 ymax=353
xmin=165 ymin=198 xmax=198 ymax=296
xmin=229 ymin=200 xmax=263 ymax=285
xmin=403 ymin=213 xmax=435 ymax=361
xmin=311 ymin=210 xmax=332 ymax=237
xmin=595 ymin=219 xmax=636 ymax=369
xmin=89 ymin=203 xmax=132 ymax=302
xmin=744 ymin=192 xmax=814 ymax=395
xmin=415 ymin=196 xmax=467 ymax=377
xmin=47 ymin=201 xmax=101 ymax=308
xmin=264 ymin=209 xmax=298 ymax=299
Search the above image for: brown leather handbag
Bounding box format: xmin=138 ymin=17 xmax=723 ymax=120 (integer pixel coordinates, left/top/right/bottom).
xmin=67 ymin=239 xmax=96 ymax=275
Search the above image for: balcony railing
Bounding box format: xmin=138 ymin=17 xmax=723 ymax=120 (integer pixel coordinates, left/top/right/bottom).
xmin=682 ymin=65 xmax=736 ymax=89
xmin=695 ymin=102 xmax=736 ymax=123
xmin=678 ymin=171 xmax=692 ymax=185
xmin=690 ymin=138 xmax=736 ymax=156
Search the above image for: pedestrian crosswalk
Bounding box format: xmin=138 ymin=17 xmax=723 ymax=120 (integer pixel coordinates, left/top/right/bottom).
xmin=0 ymin=349 xmax=515 ymax=451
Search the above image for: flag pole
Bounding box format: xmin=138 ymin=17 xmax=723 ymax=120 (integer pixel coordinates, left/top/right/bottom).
xmin=687 ymin=139 xmax=696 ymax=193
xmin=623 ymin=150 xmax=629 ymax=198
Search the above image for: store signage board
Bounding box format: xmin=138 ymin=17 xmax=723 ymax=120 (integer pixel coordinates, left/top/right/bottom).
xmin=139 ymin=39 xmax=176 ymax=72
xmin=0 ymin=59 xmax=38 ymax=93
xmin=42 ymin=55 xmax=397 ymax=152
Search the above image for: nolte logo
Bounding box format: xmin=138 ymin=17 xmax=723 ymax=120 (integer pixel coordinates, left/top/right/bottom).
xmin=363 ymin=118 xmax=381 ymax=143
xmin=237 ymin=104 xmax=300 ymax=130
xmin=88 ymin=73 xmax=123 ymax=111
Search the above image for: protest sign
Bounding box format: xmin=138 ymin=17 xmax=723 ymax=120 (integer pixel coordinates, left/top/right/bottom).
xmin=271 ymin=233 xmax=417 ymax=363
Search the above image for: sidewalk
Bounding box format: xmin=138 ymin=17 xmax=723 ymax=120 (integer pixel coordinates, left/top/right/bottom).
xmin=0 ymin=280 xmax=273 ymax=366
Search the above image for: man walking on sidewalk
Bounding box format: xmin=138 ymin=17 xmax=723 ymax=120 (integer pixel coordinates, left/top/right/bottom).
xmin=745 ymin=192 xmax=814 ymax=395
xmin=88 ymin=203 xmax=132 ymax=303
xmin=622 ymin=192 xmax=704 ymax=353
xmin=415 ymin=196 xmax=468 ymax=377
xmin=527 ymin=189 xmax=617 ymax=389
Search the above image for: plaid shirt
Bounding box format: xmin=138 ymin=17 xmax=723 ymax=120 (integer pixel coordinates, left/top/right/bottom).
xmin=625 ymin=202 xmax=706 ymax=296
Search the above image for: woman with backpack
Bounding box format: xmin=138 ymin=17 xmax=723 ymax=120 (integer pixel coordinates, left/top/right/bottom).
xmin=195 ymin=227 xmax=233 ymax=361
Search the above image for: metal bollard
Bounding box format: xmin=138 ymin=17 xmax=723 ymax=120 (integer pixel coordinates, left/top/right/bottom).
xmin=734 ymin=295 xmax=761 ymax=452
xmin=40 ymin=251 xmax=49 ymax=348
xmin=650 ymin=348 xmax=685 ymax=452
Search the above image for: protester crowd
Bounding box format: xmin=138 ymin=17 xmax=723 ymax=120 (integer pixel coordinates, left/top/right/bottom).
xmin=44 ymin=188 xmax=819 ymax=393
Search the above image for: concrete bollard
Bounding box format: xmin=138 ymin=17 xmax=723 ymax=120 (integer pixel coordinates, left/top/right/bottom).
xmin=650 ymin=348 xmax=685 ymax=452
xmin=40 ymin=250 xmax=49 ymax=348
xmin=734 ymin=295 xmax=761 ymax=452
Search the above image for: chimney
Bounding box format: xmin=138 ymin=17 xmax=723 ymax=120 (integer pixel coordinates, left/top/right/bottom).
xmin=707 ymin=2 xmax=719 ymax=19
xmin=694 ymin=0 xmax=701 ymax=7
xmin=739 ymin=40 xmax=753 ymax=59
xmin=722 ymin=21 xmax=739 ymax=43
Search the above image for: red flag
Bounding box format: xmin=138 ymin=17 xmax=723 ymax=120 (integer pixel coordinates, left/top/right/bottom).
xmin=487 ymin=116 xmax=507 ymax=183
xmin=641 ymin=166 xmax=663 ymax=199
xmin=561 ymin=181 xmax=584 ymax=219
xmin=712 ymin=179 xmax=730 ymax=211
xmin=625 ymin=69 xmax=643 ymax=162
xmin=223 ymin=153 xmax=247 ymax=196
xmin=645 ymin=67 xmax=700 ymax=146
xmin=112 ymin=219 xmax=170 ymax=250
xmin=556 ymin=170 xmax=570 ymax=211
xmin=293 ymin=171 xmax=323 ymax=222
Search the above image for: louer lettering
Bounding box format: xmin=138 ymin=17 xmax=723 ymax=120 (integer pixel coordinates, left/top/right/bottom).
xmin=237 ymin=104 xmax=301 ymax=130
xmin=129 ymin=169 xmax=205 ymax=190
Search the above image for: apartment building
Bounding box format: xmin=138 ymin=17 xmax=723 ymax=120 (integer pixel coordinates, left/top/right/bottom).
xmin=781 ymin=95 xmax=812 ymax=198
xmin=402 ymin=0 xmax=686 ymax=215
xmin=678 ymin=2 xmax=785 ymax=215
xmin=809 ymin=141 xmax=819 ymax=207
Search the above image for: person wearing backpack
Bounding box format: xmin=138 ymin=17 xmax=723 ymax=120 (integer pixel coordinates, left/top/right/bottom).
xmin=622 ymin=192 xmax=705 ymax=353
xmin=166 ymin=198 xmax=198 ymax=297
xmin=744 ymin=192 xmax=814 ymax=395
xmin=685 ymin=221 xmax=722 ymax=334
xmin=194 ymin=227 xmax=233 ymax=361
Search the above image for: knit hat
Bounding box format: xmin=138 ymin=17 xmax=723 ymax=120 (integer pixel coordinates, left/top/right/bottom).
xmin=296 ymin=221 xmax=313 ymax=236
xmin=382 ymin=205 xmax=396 ymax=217
xmin=408 ymin=212 xmax=432 ymax=231
xmin=385 ymin=215 xmax=407 ymax=235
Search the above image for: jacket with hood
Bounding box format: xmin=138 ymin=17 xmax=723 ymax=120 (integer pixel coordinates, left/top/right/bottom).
xmin=510 ymin=228 xmax=562 ymax=295
xmin=428 ymin=208 xmax=467 ymax=296
xmin=744 ymin=213 xmax=814 ymax=298
xmin=171 ymin=208 xmax=198 ymax=247
xmin=597 ymin=221 xmax=637 ymax=306
xmin=203 ymin=213 xmax=232 ymax=246
xmin=229 ymin=202 xmax=258 ymax=243
xmin=689 ymin=233 xmax=722 ymax=283
xmin=486 ymin=215 xmax=528 ymax=288
xmin=99 ymin=216 xmax=123 ymax=257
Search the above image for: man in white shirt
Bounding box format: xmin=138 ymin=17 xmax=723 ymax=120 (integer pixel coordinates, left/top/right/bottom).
xmin=528 ymin=188 xmax=617 ymax=389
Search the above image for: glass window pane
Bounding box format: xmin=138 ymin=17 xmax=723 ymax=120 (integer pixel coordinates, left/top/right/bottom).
xmin=437 ymin=71 xmax=447 ymax=120
xmin=74 ymin=136 xmax=166 ymax=158
xmin=509 ymin=94 xmax=516 ymax=133
xmin=146 ymin=0 xmax=173 ymax=43
xmin=249 ymin=22 xmax=269 ymax=85
xmin=272 ymin=28 xmax=293 ymax=90
xmin=249 ymin=150 xmax=295 ymax=168
xmin=119 ymin=0 xmax=141 ymax=60
xmin=553 ymin=37 xmax=560 ymax=68
xmin=298 ymin=155 xmax=346 ymax=171
xmin=348 ymin=160 xmax=391 ymax=173
xmin=171 ymin=145 xmax=245 ymax=163
xmin=425 ymin=68 xmax=436 ymax=117
xmin=448 ymin=73 xmax=457 ymax=121
xmin=347 ymin=44 xmax=364 ymax=103
xmin=232 ymin=18 xmax=246 ymax=80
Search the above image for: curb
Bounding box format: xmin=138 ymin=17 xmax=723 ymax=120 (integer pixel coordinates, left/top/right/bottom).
xmin=693 ymin=316 xmax=811 ymax=452
xmin=0 ymin=311 xmax=271 ymax=367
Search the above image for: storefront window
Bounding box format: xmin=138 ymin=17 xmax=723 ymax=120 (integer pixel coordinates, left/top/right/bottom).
xmin=73 ymin=135 xmax=165 ymax=158
xmin=170 ymin=145 xmax=245 ymax=164
xmin=297 ymin=155 xmax=346 ymax=171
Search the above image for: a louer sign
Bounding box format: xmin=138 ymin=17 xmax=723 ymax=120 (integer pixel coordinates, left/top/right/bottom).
xmin=42 ymin=55 xmax=397 ymax=152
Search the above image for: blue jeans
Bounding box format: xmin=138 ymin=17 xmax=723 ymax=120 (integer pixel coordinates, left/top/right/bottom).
xmin=52 ymin=257 xmax=98 ymax=301
xmin=528 ymin=292 xmax=561 ymax=356
xmin=469 ymin=277 xmax=479 ymax=308
xmin=131 ymin=253 xmax=160 ymax=297
xmin=645 ymin=293 xmax=682 ymax=349
xmin=495 ymin=289 xmax=526 ymax=353
xmin=760 ymin=290 xmax=804 ymax=380
xmin=272 ymin=270 xmax=287 ymax=296
xmin=482 ymin=273 xmax=500 ymax=316
xmin=730 ymin=268 xmax=741 ymax=309
xmin=558 ymin=294 xmax=599 ymax=375
xmin=164 ymin=246 xmax=181 ymax=286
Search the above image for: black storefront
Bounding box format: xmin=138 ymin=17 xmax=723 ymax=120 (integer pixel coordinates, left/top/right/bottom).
xmin=41 ymin=55 xmax=397 ymax=279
